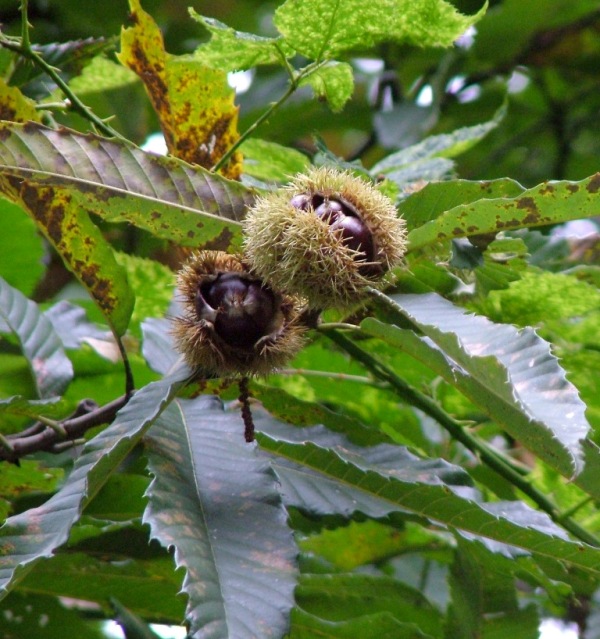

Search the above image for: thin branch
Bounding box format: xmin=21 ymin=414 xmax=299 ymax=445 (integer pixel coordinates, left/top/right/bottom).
xmin=1 ymin=395 xmax=129 ymax=463
xmin=212 ymin=60 xmax=327 ymax=173
xmin=0 ymin=2 xmax=124 ymax=140
xmin=321 ymin=327 xmax=600 ymax=547
xmin=115 ymin=336 xmax=135 ymax=397
xmin=278 ymin=367 xmax=387 ymax=387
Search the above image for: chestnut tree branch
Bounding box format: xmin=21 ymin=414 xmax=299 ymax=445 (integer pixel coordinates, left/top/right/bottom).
xmin=0 ymin=395 xmax=129 ymax=464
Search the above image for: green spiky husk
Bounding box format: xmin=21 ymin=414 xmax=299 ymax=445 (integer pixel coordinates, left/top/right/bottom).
xmin=243 ymin=167 xmax=407 ymax=309
xmin=171 ymin=251 xmax=307 ymax=377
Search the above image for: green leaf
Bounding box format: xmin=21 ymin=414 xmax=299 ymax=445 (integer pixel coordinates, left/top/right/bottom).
xmin=362 ymin=293 xmax=590 ymax=478
xmin=300 ymin=520 xmax=447 ymax=571
xmin=0 ymin=367 xmax=188 ymax=599
xmin=11 ymin=38 xmax=114 ymax=90
xmin=445 ymin=540 xmax=540 ymax=639
xmin=0 ymin=276 xmax=73 ymax=398
xmin=0 ymin=122 xmax=254 ymax=252
xmin=17 ymin=552 xmax=185 ymax=622
xmin=44 ymin=301 xmax=109 ymax=349
xmin=407 ymin=172 xmax=600 ymax=249
xmin=274 ymin=0 xmax=488 ymax=59
xmin=141 ymin=318 xmax=179 ymax=376
xmin=0 ymin=395 xmax=67 ymax=421
xmin=0 ymin=460 xmax=63 ymax=501
xmin=240 ymin=138 xmax=309 ymax=183
xmin=297 ymin=573 xmax=443 ymax=635
xmin=484 ymin=271 xmax=600 ymax=326
xmin=0 ymin=200 xmax=45 ymax=297
xmin=110 ymin=598 xmax=163 ymax=639
xmin=143 ymin=397 xmax=298 ymax=639
xmin=255 ymin=415 xmax=600 ymax=576
xmin=372 ymin=102 xmax=505 ymax=185
xmin=299 ymin=62 xmax=354 ymax=113
xmin=250 ymin=383 xmax=391 ymax=446
xmin=291 ymin=609 xmax=436 ymax=639
xmin=190 ymin=12 xmax=294 ymax=70
xmin=114 ymin=253 xmax=175 ymax=337
xmin=0 ymin=592 xmax=107 ymax=639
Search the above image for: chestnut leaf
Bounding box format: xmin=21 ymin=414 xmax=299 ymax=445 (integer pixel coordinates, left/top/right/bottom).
xmin=298 ymin=61 xmax=354 ymax=113
xmin=274 ymin=0 xmax=488 ymax=60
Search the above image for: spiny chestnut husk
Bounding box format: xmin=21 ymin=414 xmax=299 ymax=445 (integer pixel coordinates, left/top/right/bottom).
xmin=242 ymin=167 xmax=407 ymax=309
xmin=172 ymin=251 xmax=306 ymax=377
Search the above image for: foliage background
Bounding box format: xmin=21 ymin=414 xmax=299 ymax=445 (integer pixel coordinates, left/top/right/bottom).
xmin=0 ymin=0 xmax=600 ymax=638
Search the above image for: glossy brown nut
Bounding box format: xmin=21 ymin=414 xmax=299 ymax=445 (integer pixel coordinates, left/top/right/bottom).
xmin=290 ymin=193 xmax=311 ymax=211
xmin=314 ymin=198 xmax=345 ymax=223
xmin=199 ymin=274 xmax=276 ymax=350
xmin=331 ymin=214 xmax=375 ymax=261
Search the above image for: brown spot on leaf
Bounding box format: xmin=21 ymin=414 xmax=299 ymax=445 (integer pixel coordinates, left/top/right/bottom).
xmin=586 ymin=173 xmax=600 ymax=194
xmin=539 ymin=183 xmax=555 ymax=195
xmin=567 ymin=183 xmax=579 ymax=194
xmin=197 ymin=226 xmax=236 ymax=251
xmin=516 ymin=196 xmax=539 ymax=214
xmin=452 ymin=227 xmax=464 ymax=236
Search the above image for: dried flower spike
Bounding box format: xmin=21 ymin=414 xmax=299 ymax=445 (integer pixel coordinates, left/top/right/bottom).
xmin=172 ymin=251 xmax=306 ymax=377
xmin=243 ymin=166 xmax=407 ymax=309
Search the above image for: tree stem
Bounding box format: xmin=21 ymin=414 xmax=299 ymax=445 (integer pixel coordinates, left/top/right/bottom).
xmin=321 ymin=327 xmax=600 ymax=547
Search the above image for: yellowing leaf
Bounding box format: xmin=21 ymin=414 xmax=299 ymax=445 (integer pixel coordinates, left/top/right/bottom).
xmin=0 ymin=178 xmax=133 ymax=336
xmin=118 ymin=0 xmax=241 ymax=179
xmin=0 ymin=79 xmax=41 ymax=123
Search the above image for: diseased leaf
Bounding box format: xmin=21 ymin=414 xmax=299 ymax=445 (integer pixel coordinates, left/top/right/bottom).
xmin=274 ymin=0 xmax=487 ymax=59
xmin=0 ymin=366 xmax=188 ymax=599
xmin=407 ymin=172 xmax=600 ymax=249
xmin=0 ymin=178 xmax=134 ymax=336
xmin=0 ymin=122 xmax=254 ymax=251
xmin=0 ymin=78 xmax=42 ymax=122
xmin=0 ymin=276 xmax=73 ymax=398
xmin=143 ymin=397 xmax=298 ymax=639
xmin=299 ymin=62 xmax=354 ymax=113
xmin=398 ymin=178 xmax=525 ymax=231
xmin=362 ymin=293 xmax=590 ymax=477
xmin=119 ymin=0 xmax=242 ymax=178
xmin=190 ymin=12 xmax=294 ymax=70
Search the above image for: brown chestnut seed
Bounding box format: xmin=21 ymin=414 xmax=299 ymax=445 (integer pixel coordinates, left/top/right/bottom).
xmin=197 ymin=273 xmax=276 ymax=351
xmin=313 ymin=197 xmax=376 ymax=264
xmin=331 ymin=214 xmax=375 ymax=261
xmin=290 ymin=193 xmax=311 ymax=211
xmin=314 ymin=198 xmax=344 ymax=223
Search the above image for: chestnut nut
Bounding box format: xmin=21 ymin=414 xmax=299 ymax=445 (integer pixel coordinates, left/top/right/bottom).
xmin=172 ymin=251 xmax=307 ymax=377
xmin=242 ymin=166 xmax=407 ymax=310
xmin=196 ymin=273 xmax=275 ymax=351
xmin=291 ymin=193 xmax=376 ymax=265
